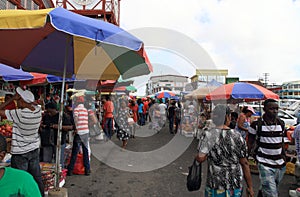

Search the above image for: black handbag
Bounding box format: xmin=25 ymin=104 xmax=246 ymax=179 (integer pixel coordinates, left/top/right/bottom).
xmin=186 ymin=159 xmax=202 ymax=191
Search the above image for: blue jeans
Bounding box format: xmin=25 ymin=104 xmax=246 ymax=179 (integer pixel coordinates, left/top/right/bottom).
xmin=11 ymin=148 xmax=44 ymax=197
xmin=67 ymin=134 xmax=90 ymax=173
xmin=104 ymin=117 xmax=113 ymax=139
xmin=169 ymin=115 xmax=174 ymax=133
xmin=138 ymin=113 xmax=145 ymax=125
xmin=53 ymin=143 xmax=67 ymax=168
xmin=258 ymin=163 xmax=286 ymax=197
xmin=41 ymin=145 xmax=54 ymax=163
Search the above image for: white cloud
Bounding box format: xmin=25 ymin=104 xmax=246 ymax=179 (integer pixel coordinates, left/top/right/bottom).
xmin=120 ymin=0 xmax=300 ymax=87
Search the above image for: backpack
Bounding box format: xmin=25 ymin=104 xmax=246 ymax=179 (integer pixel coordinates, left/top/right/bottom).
xmin=175 ymin=107 xmax=181 ymax=119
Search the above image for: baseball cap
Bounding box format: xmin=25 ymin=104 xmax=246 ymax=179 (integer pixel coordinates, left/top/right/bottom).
xmin=246 ymin=106 xmax=256 ymax=114
xmin=16 ymin=87 xmax=35 ymax=103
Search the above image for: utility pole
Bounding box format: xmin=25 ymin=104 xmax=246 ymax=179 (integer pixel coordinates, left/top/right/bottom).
xmin=262 ymin=73 xmax=269 ymax=87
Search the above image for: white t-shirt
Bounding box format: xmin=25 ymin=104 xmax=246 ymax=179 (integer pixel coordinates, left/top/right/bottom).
xmin=158 ymin=103 xmax=167 ymax=115
xmin=5 ymin=106 xmax=41 ymax=154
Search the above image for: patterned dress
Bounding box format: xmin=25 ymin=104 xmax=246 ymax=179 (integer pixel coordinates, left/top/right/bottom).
xmin=116 ymin=107 xmax=130 ymax=141
xmin=198 ymin=128 xmax=247 ymax=196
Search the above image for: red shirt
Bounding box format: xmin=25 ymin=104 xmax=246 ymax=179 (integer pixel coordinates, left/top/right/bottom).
xmin=143 ymin=101 xmax=149 ymax=114
xmin=103 ymin=100 xmax=114 ymax=118
xmin=129 ymin=104 xmax=138 ymax=122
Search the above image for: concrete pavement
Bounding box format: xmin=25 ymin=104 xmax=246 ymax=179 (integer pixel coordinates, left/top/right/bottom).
xmin=64 ymin=123 xmax=295 ymax=197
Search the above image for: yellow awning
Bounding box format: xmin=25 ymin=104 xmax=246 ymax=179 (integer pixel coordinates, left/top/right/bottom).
xmin=0 ymin=8 xmax=53 ymax=29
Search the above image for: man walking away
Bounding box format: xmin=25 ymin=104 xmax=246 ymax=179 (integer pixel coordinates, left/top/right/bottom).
xmin=67 ymin=96 xmax=90 ymax=176
xmin=103 ymin=95 xmax=114 ymax=139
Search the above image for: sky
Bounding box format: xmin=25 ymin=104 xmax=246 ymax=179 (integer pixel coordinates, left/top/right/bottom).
xmin=119 ymin=0 xmax=300 ymax=95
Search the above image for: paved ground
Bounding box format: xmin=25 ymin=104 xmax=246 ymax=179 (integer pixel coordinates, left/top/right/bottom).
xmin=64 ymin=123 xmax=295 ymax=197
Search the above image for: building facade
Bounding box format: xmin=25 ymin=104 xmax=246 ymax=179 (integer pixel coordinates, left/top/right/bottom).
xmin=190 ymin=69 xmax=228 ymax=90
xmin=0 ymin=0 xmax=54 ymax=10
xmin=280 ymin=81 xmax=300 ymax=99
xmin=146 ymin=75 xmax=189 ymax=95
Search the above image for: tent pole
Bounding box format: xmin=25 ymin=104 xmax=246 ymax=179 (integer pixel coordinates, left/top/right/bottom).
xmin=54 ymin=36 xmax=70 ymax=189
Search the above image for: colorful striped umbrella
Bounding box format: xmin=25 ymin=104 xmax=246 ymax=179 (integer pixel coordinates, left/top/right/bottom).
xmin=0 ymin=8 xmax=152 ymax=80
xmin=155 ymin=91 xmax=176 ymax=98
xmin=206 ymin=82 xmax=279 ymax=101
xmin=0 ymin=7 xmax=152 ymax=189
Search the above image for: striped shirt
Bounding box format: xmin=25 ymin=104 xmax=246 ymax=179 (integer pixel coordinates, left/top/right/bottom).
xmin=5 ymin=106 xmax=41 ymax=155
xmin=74 ymin=104 xmax=89 ymax=135
xmin=249 ymin=118 xmax=286 ymax=168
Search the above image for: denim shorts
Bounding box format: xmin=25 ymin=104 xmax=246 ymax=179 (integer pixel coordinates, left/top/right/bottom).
xmin=258 ymin=163 xmax=286 ymax=197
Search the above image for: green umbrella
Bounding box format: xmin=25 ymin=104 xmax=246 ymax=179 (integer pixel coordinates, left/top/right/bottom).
xmin=126 ymin=85 xmax=137 ymax=92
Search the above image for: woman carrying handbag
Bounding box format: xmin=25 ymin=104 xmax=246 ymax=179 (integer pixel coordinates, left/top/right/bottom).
xmin=195 ymin=105 xmax=254 ymax=197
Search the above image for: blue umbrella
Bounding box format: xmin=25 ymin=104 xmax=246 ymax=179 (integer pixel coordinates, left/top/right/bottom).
xmin=0 ymin=63 xmax=33 ymax=81
xmin=46 ymin=74 xmax=77 ymax=83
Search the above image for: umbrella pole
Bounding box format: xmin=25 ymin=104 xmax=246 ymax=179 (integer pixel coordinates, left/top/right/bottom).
xmin=54 ymin=36 xmax=70 ymax=189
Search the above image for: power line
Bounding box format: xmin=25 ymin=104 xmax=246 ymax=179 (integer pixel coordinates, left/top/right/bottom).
xmin=262 ymin=73 xmax=269 ymax=86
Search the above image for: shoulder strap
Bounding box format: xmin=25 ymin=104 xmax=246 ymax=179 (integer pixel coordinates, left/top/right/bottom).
xmin=257 ymin=118 xmax=262 ymax=137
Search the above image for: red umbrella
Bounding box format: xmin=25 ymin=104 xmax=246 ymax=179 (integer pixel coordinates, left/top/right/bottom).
xmin=206 ymin=82 xmax=279 ymax=102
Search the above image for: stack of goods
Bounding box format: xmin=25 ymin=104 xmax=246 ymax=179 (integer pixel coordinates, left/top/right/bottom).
xmin=40 ymin=163 xmax=67 ymax=192
xmin=0 ymin=120 xmax=13 ymax=137
xmin=181 ymin=116 xmax=197 ymax=137
xmin=0 ymin=120 xmax=13 ymax=153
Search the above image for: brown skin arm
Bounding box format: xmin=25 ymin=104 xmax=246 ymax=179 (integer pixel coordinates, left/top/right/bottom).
xmin=239 ymin=157 xmax=254 ymax=197
xmin=247 ymin=133 xmax=256 ymax=156
xmin=52 ymin=124 xmax=73 ymax=131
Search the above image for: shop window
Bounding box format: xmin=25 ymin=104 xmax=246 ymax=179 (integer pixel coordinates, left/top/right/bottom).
xmin=0 ymin=0 xmax=5 ymax=9
xmin=26 ymin=0 xmax=32 ymax=9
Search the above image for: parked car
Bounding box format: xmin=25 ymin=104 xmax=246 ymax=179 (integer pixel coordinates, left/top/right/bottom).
xmin=278 ymin=109 xmax=297 ymax=127
xmin=240 ymin=102 xmax=297 ymax=126
xmin=285 ymin=100 xmax=300 ymax=116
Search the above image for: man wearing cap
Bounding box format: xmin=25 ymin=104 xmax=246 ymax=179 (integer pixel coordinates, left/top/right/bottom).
xmin=0 ymin=87 xmax=44 ymax=196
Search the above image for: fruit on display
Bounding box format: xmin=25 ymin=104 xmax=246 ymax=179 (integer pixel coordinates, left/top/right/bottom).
xmin=0 ymin=119 xmax=13 ymax=138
